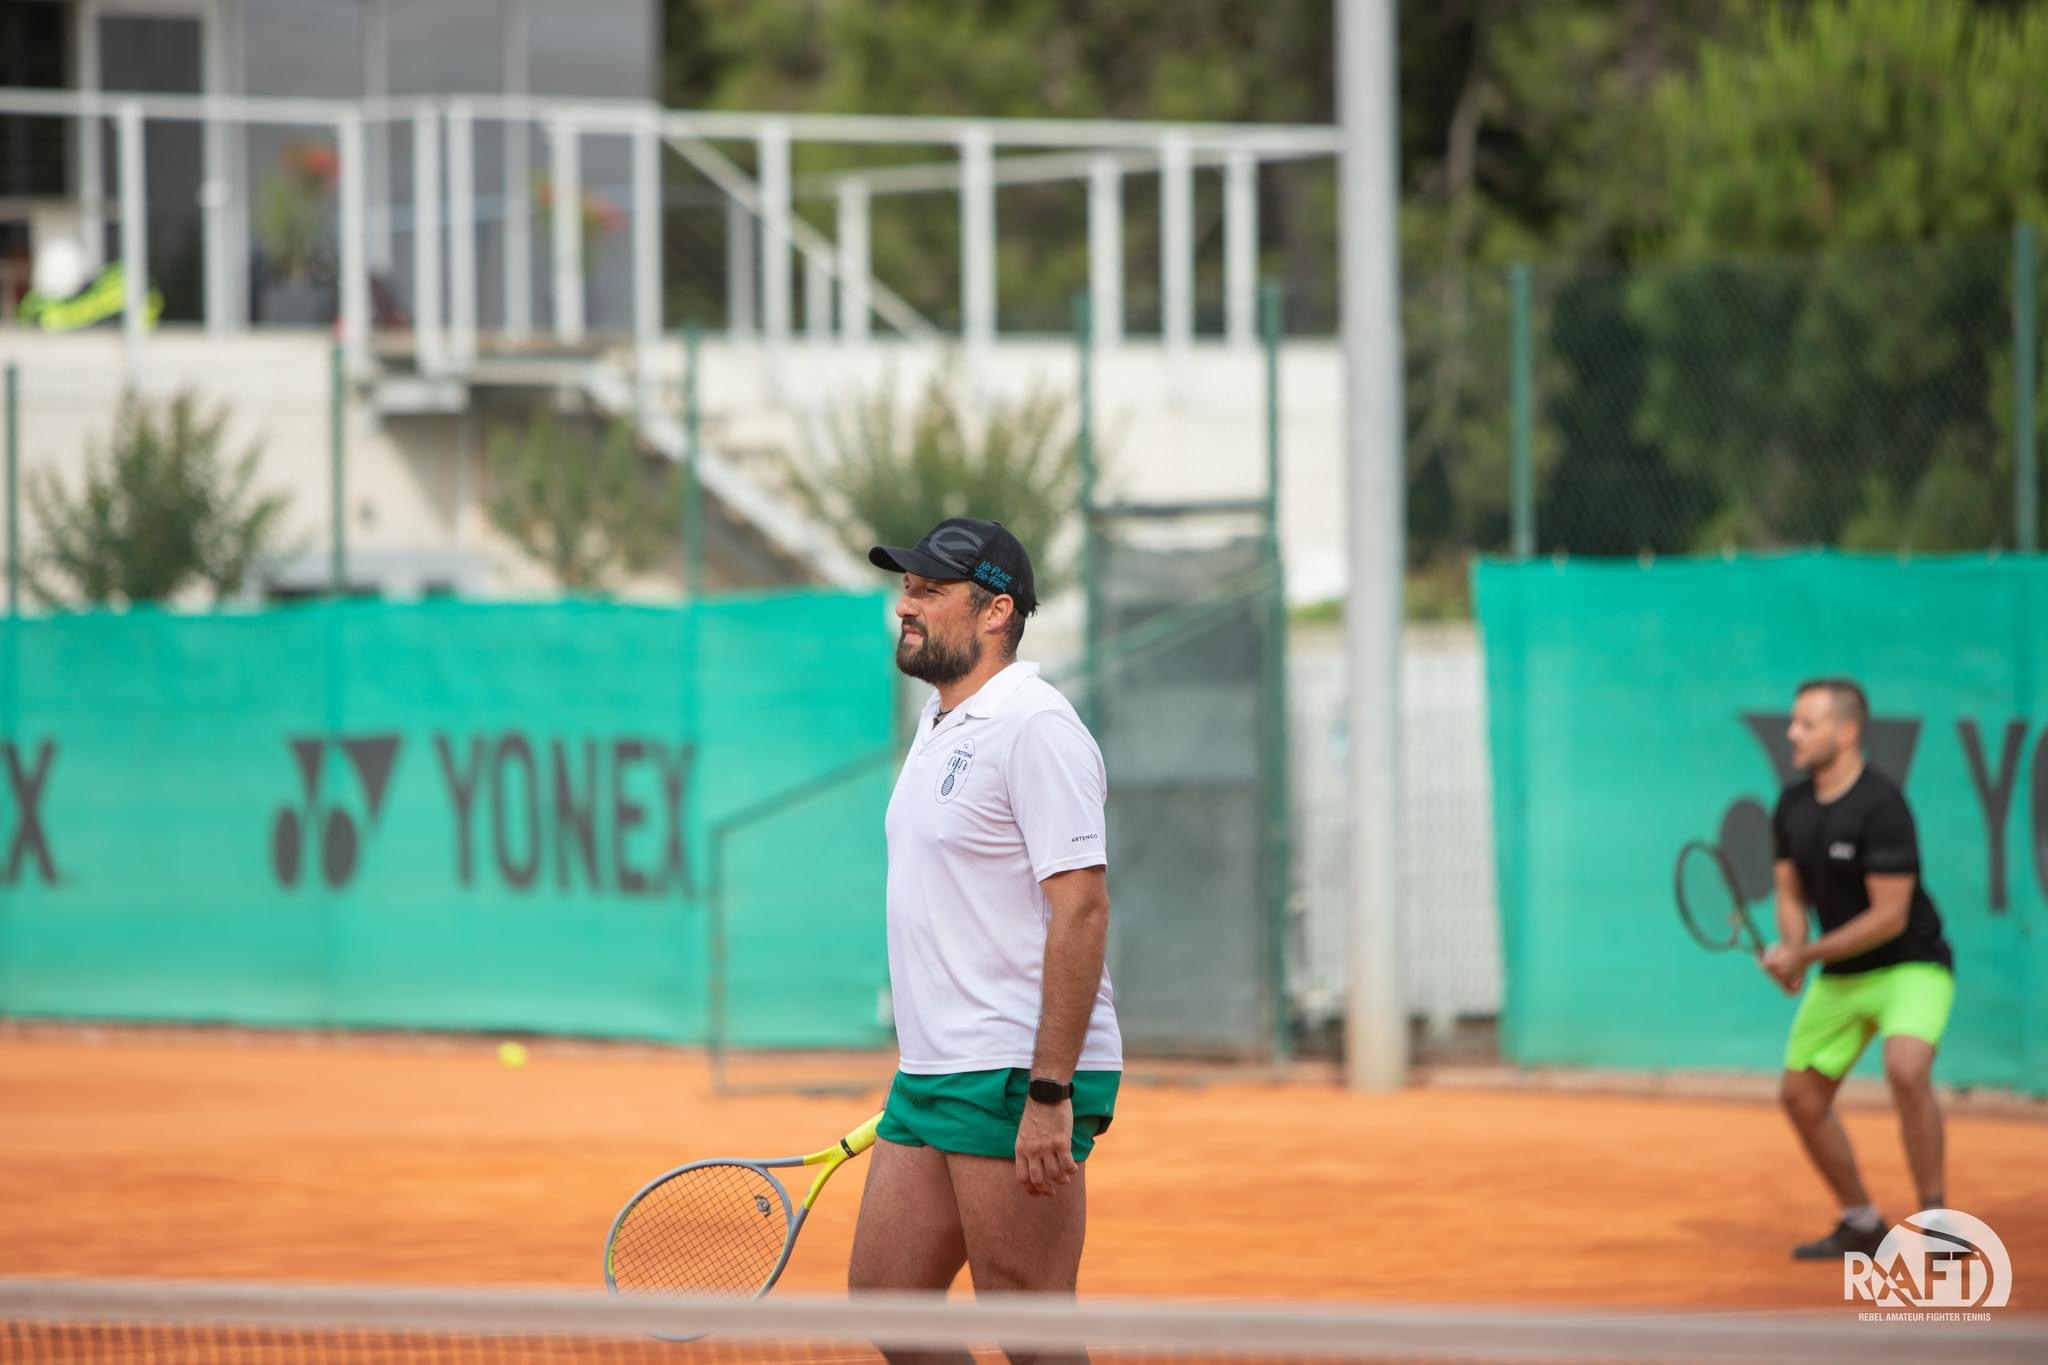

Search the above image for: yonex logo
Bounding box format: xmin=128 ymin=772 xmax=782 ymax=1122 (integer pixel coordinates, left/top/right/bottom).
xmin=271 ymin=734 xmax=403 ymax=889
xmin=1 ymin=740 xmax=60 ymax=887
xmin=433 ymin=733 xmax=695 ymax=895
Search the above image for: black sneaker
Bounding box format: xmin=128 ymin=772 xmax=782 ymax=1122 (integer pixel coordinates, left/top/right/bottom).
xmin=1792 ymin=1217 xmax=1887 ymax=1260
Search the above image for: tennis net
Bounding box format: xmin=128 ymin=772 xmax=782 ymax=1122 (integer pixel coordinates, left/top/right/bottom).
xmin=3 ymin=1278 xmax=2044 ymax=1364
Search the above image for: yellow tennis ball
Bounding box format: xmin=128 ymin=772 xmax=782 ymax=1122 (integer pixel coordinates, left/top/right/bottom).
xmin=498 ymin=1041 xmax=528 ymax=1069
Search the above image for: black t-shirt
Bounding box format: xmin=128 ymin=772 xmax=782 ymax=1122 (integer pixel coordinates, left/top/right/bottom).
xmin=1772 ymin=768 xmax=1953 ymax=976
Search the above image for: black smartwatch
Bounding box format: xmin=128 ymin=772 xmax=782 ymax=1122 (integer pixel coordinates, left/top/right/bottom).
xmin=1027 ymin=1077 xmax=1073 ymax=1105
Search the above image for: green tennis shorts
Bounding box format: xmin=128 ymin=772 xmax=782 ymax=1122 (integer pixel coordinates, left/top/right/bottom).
xmin=1783 ymin=962 xmax=1956 ymax=1079
xmin=879 ymin=1068 xmax=1121 ymax=1162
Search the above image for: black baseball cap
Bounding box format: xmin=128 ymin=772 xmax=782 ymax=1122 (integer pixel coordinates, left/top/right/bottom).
xmin=870 ymin=517 xmax=1038 ymax=615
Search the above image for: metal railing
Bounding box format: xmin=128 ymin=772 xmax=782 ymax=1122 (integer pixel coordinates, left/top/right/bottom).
xmin=0 ymin=87 xmax=1340 ymax=386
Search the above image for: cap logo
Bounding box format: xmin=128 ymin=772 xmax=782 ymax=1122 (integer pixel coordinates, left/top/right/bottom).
xmin=971 ymin=560 xmax=1013 ymax=593
xmin=925 ymin=526 xmax=984 ymax=566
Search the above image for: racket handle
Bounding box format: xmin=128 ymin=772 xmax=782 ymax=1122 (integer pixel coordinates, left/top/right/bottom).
xmin=840 ymin=1111 xmax=883 ymax=1158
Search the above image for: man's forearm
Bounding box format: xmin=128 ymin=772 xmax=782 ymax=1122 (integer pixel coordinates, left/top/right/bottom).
xmin=1775 ymin=898 xmax=1808 ymax=948
xmin=1030 ymin=899 xmax=1108 ymax=1080
xmin=1802 ymin=905 xmax=1908 ymax=965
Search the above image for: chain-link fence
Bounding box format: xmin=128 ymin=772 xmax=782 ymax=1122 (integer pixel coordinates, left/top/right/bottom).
xmin=1409 ymin=226 xmax=2048 ymax=572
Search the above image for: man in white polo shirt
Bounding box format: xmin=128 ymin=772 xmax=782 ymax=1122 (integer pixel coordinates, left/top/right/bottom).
xmin=848 ymin=516 xmax=1122 ymax=1314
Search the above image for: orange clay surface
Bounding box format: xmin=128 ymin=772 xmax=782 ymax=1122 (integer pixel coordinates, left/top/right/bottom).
xmin=1 ymin=1029 xmax=2043 ymax=1311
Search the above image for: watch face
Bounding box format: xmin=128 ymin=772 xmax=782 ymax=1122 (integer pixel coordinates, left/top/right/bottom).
xmin=1029 ymin=1079 xmax=1070 ymax=1103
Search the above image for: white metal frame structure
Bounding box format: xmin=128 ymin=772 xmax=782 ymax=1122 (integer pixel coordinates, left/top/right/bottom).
xmin=1 ymin=86 xmax=1339 ymax=387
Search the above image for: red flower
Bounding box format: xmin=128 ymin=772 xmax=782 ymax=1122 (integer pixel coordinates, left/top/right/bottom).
xmin=289 ymin=142 xmax=339 ymax=185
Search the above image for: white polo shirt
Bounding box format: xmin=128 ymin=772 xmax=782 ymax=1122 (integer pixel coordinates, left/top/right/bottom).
xmin=884 ymin=660 xmax=1123 ymax=1074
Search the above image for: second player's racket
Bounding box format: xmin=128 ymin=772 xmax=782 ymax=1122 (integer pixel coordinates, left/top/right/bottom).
xmin=603 ymin=1110 xmax=881 ymax=1317
xmin=1673 ymin=839 xmax=1765 ymax=956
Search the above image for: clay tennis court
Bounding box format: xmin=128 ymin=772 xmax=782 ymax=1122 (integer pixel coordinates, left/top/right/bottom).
xmin=2 ymin=1026 xmax=2042 ymax=1314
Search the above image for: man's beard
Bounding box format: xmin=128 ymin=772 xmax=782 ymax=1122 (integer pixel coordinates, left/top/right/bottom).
xmin=1798 ymin=739 xmax=1839 ymax=775
xmin=897 ymin=627 xmax=981 ymax=686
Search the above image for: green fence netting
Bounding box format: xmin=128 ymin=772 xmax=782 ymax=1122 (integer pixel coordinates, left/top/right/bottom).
xmin=1478 ymin=553 xmax=2048 ymax=1093
xmin=0 ymin=593 xmax=896 ymax=1044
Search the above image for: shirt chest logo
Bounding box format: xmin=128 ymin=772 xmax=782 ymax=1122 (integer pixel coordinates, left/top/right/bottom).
xmin=1829 ymin=841 xmax=1857 ymax=861
xmin=935 ymin=738 xmax=975 ymax=805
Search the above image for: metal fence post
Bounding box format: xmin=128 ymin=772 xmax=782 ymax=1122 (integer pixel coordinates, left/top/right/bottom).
xmin=683 ymin=322 xmax=704 ymax=600
xmin=2018 ymin=222 xmax=2039 ymax=554
xmin=1260 ymin=279 xmax=1293 ymax=1062
xmin=330 ymin=341 xmax=346 ymax=596
xmin=5 ymin=362 xmax=17 ymax=616
xmin=1075 ymin=292 xmax=1099 ymax=730
xmin=1509 ymin=260 xmax=1534 ymax=560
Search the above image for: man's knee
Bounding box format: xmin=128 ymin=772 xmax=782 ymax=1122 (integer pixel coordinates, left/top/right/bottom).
xmin=1884 ymin=1049 xmax=1935 ymax=1099
xmin=1781 ymin=1071 xmax=1833 ymax=1126
xmin=967 ymin=1251 xmax=1078 ymax=1295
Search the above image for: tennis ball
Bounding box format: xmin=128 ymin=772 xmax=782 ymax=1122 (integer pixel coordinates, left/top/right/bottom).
xmin=498 ymin=1041 xmax=528 ymax=1069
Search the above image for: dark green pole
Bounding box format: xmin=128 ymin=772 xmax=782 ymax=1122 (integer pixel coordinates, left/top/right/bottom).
xmin=1075 ymin=291 xmax=1099 ymax=729
xmin=5 ymin=362 xmax=17 ymax=615
xmin=1260 ymin=279 xmax=1293 ymax=1064
xmin=329 ymin=341 xmax=346 ymax=595
xmin=2018 ymin=223 xmax=2039 ymax=554
xmin=1509 ymin=261 xmax=1534 ymax=559
xmin=683 ymin=321 xmax=705 ymax=598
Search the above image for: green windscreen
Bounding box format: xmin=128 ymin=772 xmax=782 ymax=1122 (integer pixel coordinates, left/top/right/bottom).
xmin=1477 ymin=553 xmax=2046 ymax=1093
xmin=0 ymin=593 xmax=897 ymax=1045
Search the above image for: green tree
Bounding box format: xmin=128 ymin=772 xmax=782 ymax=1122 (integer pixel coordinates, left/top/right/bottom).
xmin=1624 ymin=0 xmax=2048 ymax=551
xmin=784 ymin=369 xmax=1082 ymax=593
xmin=664 ymin=0 xmax=1337 ymax=332
xmin=1395 ymin=0 xmax=1730 ymax=569
xmin=486 ymin=410 xmax=679 ymax=592
xmin=26 ymin=392 xmax=294 ymax=607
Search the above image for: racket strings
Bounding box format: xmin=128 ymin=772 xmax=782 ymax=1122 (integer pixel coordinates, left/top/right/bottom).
xmin=1677 ymin=842 xmax=1749 ymax=950
xmin=609 ymin=1162 xmax=791 ymax=1296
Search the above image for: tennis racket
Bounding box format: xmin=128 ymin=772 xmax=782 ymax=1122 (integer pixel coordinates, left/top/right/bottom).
xmin=603 ymin=1111 xmax=882 ymax=1315
xmin=1673 ymin=839 xmax=1766 ymax=955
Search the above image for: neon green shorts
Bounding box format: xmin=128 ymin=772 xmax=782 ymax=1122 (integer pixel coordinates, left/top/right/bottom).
xmin=1783 ymin=962 xmax=1956 ymax=1079
xmin=879 ymin=1069 xmax=1120 ymax=1163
